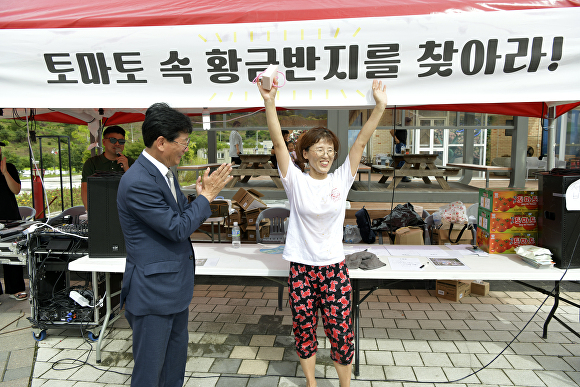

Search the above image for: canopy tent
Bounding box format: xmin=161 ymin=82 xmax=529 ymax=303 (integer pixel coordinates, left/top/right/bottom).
xmin=1 ymin=0 xmax=579 ymax=126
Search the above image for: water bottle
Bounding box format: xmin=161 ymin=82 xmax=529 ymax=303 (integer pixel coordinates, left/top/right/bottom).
xmin=232 ymin=222 xmax=241 ymax=248
xmin=400 ymin=144 xmax=406 ymax=154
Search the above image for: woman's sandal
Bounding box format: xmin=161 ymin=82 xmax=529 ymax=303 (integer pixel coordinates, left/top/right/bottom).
xmin=9 ymin=292 xmax=27 ymax=301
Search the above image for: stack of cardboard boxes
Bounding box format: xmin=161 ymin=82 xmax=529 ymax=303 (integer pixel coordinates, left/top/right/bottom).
xmin=476 ymin=188 xmax=539 ymax=254
xmin=435 ymin=279 xmax=490 ymax=301
xmin=224 ymin=188 xmax=271 ymax=242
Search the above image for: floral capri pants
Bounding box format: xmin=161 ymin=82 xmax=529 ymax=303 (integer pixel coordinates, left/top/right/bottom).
xmin=288 ymin=260 xmax=354 ymax=365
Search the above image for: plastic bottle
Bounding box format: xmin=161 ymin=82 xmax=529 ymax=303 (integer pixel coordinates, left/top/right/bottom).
xmin=232 ymin=222 xmax=241 ymax=248
xmin=400 ymin=144 xmax=406 ymax=154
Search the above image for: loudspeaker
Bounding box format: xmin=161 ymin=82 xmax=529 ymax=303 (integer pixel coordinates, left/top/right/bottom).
xmin=88 ymin=172 xmax=126 ymax=258
xmin=539 ymin=172 xmax=580 ymax=269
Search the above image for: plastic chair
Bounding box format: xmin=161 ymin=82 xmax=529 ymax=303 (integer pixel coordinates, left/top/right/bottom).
xmin=554 ymin=157 xmax=567 ymax=169
xmin=526 ymin=157 xmax=546 ymax=180
xmin=47 ymin=205 xmax=87 ymax=225
xmin=18 ymin=206 xmax=36 ymax=221
xmin=255 ymin=208 xmax=290 ymax=244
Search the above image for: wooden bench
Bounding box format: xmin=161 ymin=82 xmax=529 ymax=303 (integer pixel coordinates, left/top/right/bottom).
xmin=372 ymin=164 xmax=460 ymax=185
xmin=446 ymin=163 xmax=512 ymax=188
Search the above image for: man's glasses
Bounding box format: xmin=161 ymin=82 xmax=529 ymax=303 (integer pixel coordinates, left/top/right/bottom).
xmin=172 ymin=138 xmax=191 ymax=149
xmin=106 ymin=138 xmax=126 ymax=145
xmin=312 ymin=148 xmax=337 ymax=158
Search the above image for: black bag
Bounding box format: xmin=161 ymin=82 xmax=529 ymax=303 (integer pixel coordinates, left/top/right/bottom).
xmin=371 ymin=203 xmax=424 ymax=232
xmin=355 ymin=206 xmax=376 ymax=244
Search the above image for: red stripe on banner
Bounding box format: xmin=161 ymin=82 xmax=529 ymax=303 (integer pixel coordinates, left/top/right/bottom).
xmin=1 ymin=0 xmax=578 ymax=29
xmin=402 ymin=102 xmax=580 ymax=119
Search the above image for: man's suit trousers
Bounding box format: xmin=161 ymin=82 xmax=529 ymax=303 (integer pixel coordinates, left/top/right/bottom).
xmin=125 ymin=308 xmax=189 ymax=387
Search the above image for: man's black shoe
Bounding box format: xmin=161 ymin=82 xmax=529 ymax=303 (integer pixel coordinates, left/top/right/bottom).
xmin=401 ymin=177 xmax=412 ymax=182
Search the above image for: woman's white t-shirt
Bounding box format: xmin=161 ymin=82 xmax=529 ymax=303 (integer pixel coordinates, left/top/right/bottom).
xmin=280 ymin=155 xmax=355 ymax=266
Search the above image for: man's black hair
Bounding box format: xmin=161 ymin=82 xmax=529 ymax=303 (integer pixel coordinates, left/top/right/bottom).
xmin=103 ymin=125 xmax=126 ymax=138
xmin=142 ymin=103 xmax=193 ymax=147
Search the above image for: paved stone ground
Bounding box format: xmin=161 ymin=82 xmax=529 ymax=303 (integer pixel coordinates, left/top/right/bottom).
xmin=2 ymin=276 xmax=577 ymax=387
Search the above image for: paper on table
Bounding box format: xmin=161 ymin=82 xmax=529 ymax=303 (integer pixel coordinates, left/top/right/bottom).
xmin=387 ymin=257 xmax=424 ymax=270
xmin=445 ymin=245 xmax=473 ymax=250
xmin=343 ymin=245 xmax=389 ymax=256
xmin=385 ymin=245 xmax=450 ymax=257
xmin=428 ymin=257 xmax=470 ymax=269
xmin=196 ymin=257 xmax=219 ymax=267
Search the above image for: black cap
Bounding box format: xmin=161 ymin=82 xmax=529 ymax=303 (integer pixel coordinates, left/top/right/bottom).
xmin=0 ymin=141 xmax=6 ymax=146
xmin=405 ymin=117 xmax=412 ymax=123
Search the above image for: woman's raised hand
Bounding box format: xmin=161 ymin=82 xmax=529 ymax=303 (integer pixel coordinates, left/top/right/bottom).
xmin=257 ymin=78 xmax=278 ymax=102
xmin=372 ymin=80 xmax=388 ymax=107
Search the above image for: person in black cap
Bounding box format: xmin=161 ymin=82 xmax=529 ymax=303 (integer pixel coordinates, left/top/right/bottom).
xmin=390 ymin=117 xmax=412 ymax=182
xmin=0 ymin=141 xmax=27 ymax=301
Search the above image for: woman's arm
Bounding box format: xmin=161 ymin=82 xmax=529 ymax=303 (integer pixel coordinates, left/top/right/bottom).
xmin=258 ymin=80 xmax=290 ymax=177
xmin=349 ymin=80 xmax=387 ymax=176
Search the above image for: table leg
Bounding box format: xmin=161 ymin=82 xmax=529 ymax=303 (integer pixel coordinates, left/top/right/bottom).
xmin=278 ymin=285 xmax=283 ymax=311
xmin=543 ymin=281 xmax=559 ymax=338
xmin=434 ymin=176 xmax=451 ymax=190
xmin=378 ymin=175 xmax=389 ymax=184
xmin=240 ymin=162 xmax=253 ymax=183
xmin=386 ymin=176 xmax=403 ymax=189
xmin=353 ymin=278 xmax=360 ymax=377
xmin=261 ymin=162 xmax=284 ymax=188
xmin=486 ymin=171 xmax=490 ymax=188
xmin=96 ymin=272 xmax=111 ymax=363
xmin=513 ymin=280 xmax=580 ymax=340
xmin=226 ymin=163 xmax=246 ymax=188
xmin=387 ymin=166 xmax=409 ymax=189
xmin=367 ymin=170 xmax=371 ymax=190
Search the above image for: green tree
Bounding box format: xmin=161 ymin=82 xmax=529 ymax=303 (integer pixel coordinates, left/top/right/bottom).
xmin=0 ymin=121 xmax=28 ymax=142
xmin=123 ymin=139 xmax=145 ymax=160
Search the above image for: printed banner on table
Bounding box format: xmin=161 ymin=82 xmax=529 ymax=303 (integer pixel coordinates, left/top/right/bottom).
xmin=0 ymin=7 xmax=579 ymax=109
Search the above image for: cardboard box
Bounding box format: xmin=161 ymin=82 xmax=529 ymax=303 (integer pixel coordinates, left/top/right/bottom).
xmin=245 ymin=208 xmax=262 ymax=226
xmin=432 ymin=227 xmax=473 ymax=245
xmin=478 ymin=188 xmax=539 ymax=213
xmin=394 ymin=226 xmax=424 ymax=245
xmin=226 ymin=209 xmax=242 ymax=226
xmin=209 ymin=200 xmax=229 ymax=217
xmin=244 ymin=221 xmax=270 ymax=241
xmin=232 ymin=188 xmax=267 ymax=211
xmin=477 ymin=208 xmax=538 ymax=233
xmin=436 ymin=280 xmax=471 ymax=302
xmin=471 ymin=281 xmax=490 ymax=296
xmin=224 ymin=225 xmax=245 ymax=241
xmin=476 ymin=227 xmax=537 ymax=254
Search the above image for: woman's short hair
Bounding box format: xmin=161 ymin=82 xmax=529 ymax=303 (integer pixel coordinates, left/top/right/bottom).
xmin=295 ymin=127 xmax=339 ymax=171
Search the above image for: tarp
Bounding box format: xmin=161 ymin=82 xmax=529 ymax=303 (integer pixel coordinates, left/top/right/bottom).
xmin=1 ymin=0 xmax=579 ymax=124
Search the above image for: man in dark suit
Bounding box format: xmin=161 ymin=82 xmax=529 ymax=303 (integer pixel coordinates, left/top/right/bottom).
xmin=117 ymin=103 xmax=232 ymax=387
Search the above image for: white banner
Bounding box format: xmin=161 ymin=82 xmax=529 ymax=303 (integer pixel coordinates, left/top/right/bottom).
xmin=0 ymin=8 xmax=579 ymax=110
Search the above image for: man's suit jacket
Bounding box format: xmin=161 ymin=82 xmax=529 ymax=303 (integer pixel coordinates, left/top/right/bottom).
xmin=117 ymin=153 xmax=211 ymax=316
